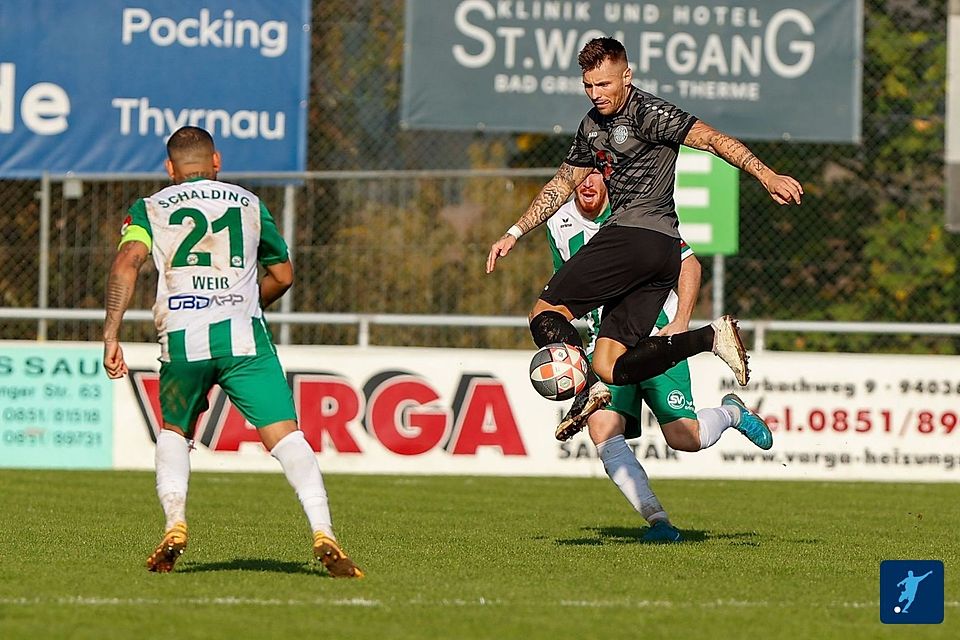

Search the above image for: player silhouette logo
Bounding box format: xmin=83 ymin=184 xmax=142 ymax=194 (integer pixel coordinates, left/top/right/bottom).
xmin=895 ymin=569 xmax=933 ymax=614
xmin=879 ymin=560 xmax=943 ymax=624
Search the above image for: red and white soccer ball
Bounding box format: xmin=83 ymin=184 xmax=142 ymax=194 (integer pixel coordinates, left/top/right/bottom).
xmin=528 ymin=343 xmax=588 ymax=401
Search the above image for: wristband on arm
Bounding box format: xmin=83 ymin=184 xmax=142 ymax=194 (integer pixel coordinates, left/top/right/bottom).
xmin=506 ymin=225 xmax=523 ymax=239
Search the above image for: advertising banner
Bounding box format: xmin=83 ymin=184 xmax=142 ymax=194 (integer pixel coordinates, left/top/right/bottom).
xmin=402 ymin=0 xmax=862 ymax=142
xmin=676 ymin=148 xmax=738 ymax=255
xmin=46 ymin=341 xmax=956 ymax=483
xmin=3 ymin=340 xmax=954 ymax=481
xmin=0 ymin=0 xmax=310 ymax=176
xmin=0 ymin=345 xmax=113 ymax=469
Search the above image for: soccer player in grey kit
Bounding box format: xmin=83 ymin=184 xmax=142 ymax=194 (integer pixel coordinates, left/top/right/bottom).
xmin=487 ymin=37 xmax=802 ymax=435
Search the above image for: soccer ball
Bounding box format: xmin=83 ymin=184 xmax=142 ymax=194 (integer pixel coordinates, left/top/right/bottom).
xmin=529 ymin=343 xmax=588 ymax=401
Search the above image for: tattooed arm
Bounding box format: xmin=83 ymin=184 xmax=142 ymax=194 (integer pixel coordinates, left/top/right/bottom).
xmin=683 ymin=120 xmax=803 ymax=206
xmin=103 ymin=240 xmax=149 ymax=379
xmin=513 ymin=163 xmax=594 ymax=234
xmin=486 ymin=162 xmax=594 ymax=274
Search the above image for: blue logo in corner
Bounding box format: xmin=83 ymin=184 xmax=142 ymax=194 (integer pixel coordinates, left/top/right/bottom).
xmin=880 ymin=560 xmax=944 ymax=624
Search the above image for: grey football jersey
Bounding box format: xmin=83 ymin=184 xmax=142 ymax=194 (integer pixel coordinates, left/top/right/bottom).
xmin=564 ymin=86 xmax=697 ymax=237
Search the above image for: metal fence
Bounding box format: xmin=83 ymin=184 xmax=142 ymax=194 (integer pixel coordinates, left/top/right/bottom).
xmin=1 ymin=0 xmax=958 ymax=354
xmin=2 ymin=168 xmax=959 ymax=354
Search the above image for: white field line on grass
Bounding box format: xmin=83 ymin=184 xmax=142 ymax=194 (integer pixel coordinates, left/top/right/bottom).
xmin=0 ymin=596 xmax=380 ymax=607
xmin=1 ymin=597 xmax=959 ymax=609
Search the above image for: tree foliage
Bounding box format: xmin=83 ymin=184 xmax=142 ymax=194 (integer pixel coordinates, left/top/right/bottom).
xmin=0 ymin=0 xmax=957 ymax=353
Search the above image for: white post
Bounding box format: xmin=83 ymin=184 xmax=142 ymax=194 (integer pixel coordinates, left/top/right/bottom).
xmin=358 ymin=316 xmax=370 ymax=348
xmin=947 ymin=0 xmax=960 ymax=231
xmin=711 ymin=254 xmax=725 ymax=318
xmin=38 ymin=173 xmax=50 ymax=340
xmin=280 ymin=184 xmax=296 ymax=344
xmin=753 ymin=321 xmax=766 ymax=353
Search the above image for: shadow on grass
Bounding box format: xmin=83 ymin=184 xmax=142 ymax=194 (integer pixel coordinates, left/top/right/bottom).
xmin=179 ymin=558 xmax=322 ymax=575
xmin=553 ymin=526 xmax=763 ymax=546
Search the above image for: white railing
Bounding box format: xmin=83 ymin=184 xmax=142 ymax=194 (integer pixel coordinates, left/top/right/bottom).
xmin=2 ymin=307 xmax=959 ymax=351
xmin=22 ymin=169 xmax=733 ymax=341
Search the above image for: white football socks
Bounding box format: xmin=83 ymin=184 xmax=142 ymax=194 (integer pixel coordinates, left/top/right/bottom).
xmin=596 ymin=435 xmax=668 ymax=524
xmin=155 ymin=429 xmax=191 ymax=530
xmin=696 ymin=406 xmax=739 ymax=449
xmin=271 ymin=430 xmax=335 ymax=539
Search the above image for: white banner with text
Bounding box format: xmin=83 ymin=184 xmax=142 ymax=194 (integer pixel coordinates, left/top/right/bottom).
xmin=1 ymin=341 xmax=957 ymax=481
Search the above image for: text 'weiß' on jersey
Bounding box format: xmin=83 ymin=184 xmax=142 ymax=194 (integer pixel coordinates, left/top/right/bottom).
xmin=546 ymin=199 xmax=694 ymax=354
xmin=119 ymin=178 xmax=288 ymax=362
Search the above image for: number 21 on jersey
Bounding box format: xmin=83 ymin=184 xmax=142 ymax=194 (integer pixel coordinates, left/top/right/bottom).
xmin=169 ymin=206 xmax=244 ymax=268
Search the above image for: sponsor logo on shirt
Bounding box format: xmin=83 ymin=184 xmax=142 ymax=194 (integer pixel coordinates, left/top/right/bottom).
xmin=595 ymin=150 xmax=615 ymax=180
xmin=168 ymin=293 xmax=245 ymax=310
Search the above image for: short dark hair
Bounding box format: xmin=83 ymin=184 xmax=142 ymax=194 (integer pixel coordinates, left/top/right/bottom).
xmin=166 ymin=126 xmax=215 ymax=159
xmin=578 ymin=38 xmax=628 ymax=72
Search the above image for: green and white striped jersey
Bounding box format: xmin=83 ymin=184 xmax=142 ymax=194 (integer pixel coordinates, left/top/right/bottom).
xmin=545 ymin=199 xmax=694 ymax=354
xmin=119 ymin=178 xmax=289 ymax=362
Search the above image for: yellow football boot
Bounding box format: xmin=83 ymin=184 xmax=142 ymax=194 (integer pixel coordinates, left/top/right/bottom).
xmin=312 ymin=532 xmax=364 ymax=578
xmin=146 ymin=522 xmax=188 ymax=573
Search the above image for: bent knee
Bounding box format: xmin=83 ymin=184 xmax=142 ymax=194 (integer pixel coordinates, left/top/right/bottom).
xmin=663 ymin=435 xmax=699 ymax=452
xmin=592 ymin=338 xmax=626 ymax=383
xmin=529 ymin=301 xmax=572 ymax=323
xmin=591 ymin=356 xmax=615 ymax=384
xmin=661 ymin=419 xmax=701 ymax=451
xmin=588 ymin=411 xmax=626 ymax=445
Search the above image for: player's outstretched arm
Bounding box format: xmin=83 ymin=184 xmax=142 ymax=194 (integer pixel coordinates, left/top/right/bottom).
xmin=683 ymin=120 xmax=803 ymax=206
xmin=103 ymin=240 xmax=148 ymax=379
xmin=486 ymin=163 xmax=593 ymax=273
xmin=261 ymin=260 xmax=294 ymax=308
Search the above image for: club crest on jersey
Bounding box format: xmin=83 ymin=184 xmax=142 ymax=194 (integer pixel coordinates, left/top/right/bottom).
xmin=612 ymin=125 xmax=629 ymax=145
xmin=231 ymin=256 xmax=243 ymax=267
xmin=667 ymin=390 xmax=688 ymax=410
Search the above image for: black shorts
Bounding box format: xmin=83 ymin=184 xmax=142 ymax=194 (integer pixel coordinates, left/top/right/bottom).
xmin=539 ymin=226 xmax=680 ymax=347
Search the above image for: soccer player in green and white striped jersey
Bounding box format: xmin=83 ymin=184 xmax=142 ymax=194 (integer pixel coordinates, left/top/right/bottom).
xmin=546 ymin=171 xmax=773 ymax=542
xmin=102 ymin=126 xmax=362 ymax=577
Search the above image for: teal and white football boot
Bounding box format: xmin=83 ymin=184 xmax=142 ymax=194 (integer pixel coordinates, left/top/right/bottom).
xmin=642 ymin=520 xmax=683 ymax=543
xmin=722 ymin=393 xmax=773 ymax=450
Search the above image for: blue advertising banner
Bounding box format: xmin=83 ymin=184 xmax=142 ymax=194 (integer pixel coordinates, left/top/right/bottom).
xmin=0 ymin=345 xmax=113 ymax=469
xmin=0 ymin=1 xmax=310 ymax=176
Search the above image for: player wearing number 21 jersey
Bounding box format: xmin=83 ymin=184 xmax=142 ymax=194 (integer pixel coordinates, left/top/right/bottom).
xmin=122 ymin=177 xmax=285 ymax=362
xmin=102 ymin=126 xmax=362 ymax=577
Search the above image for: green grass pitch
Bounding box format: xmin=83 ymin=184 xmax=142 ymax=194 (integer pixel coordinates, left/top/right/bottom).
xmin=0 ymin=470 xmax=956 ymax=639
